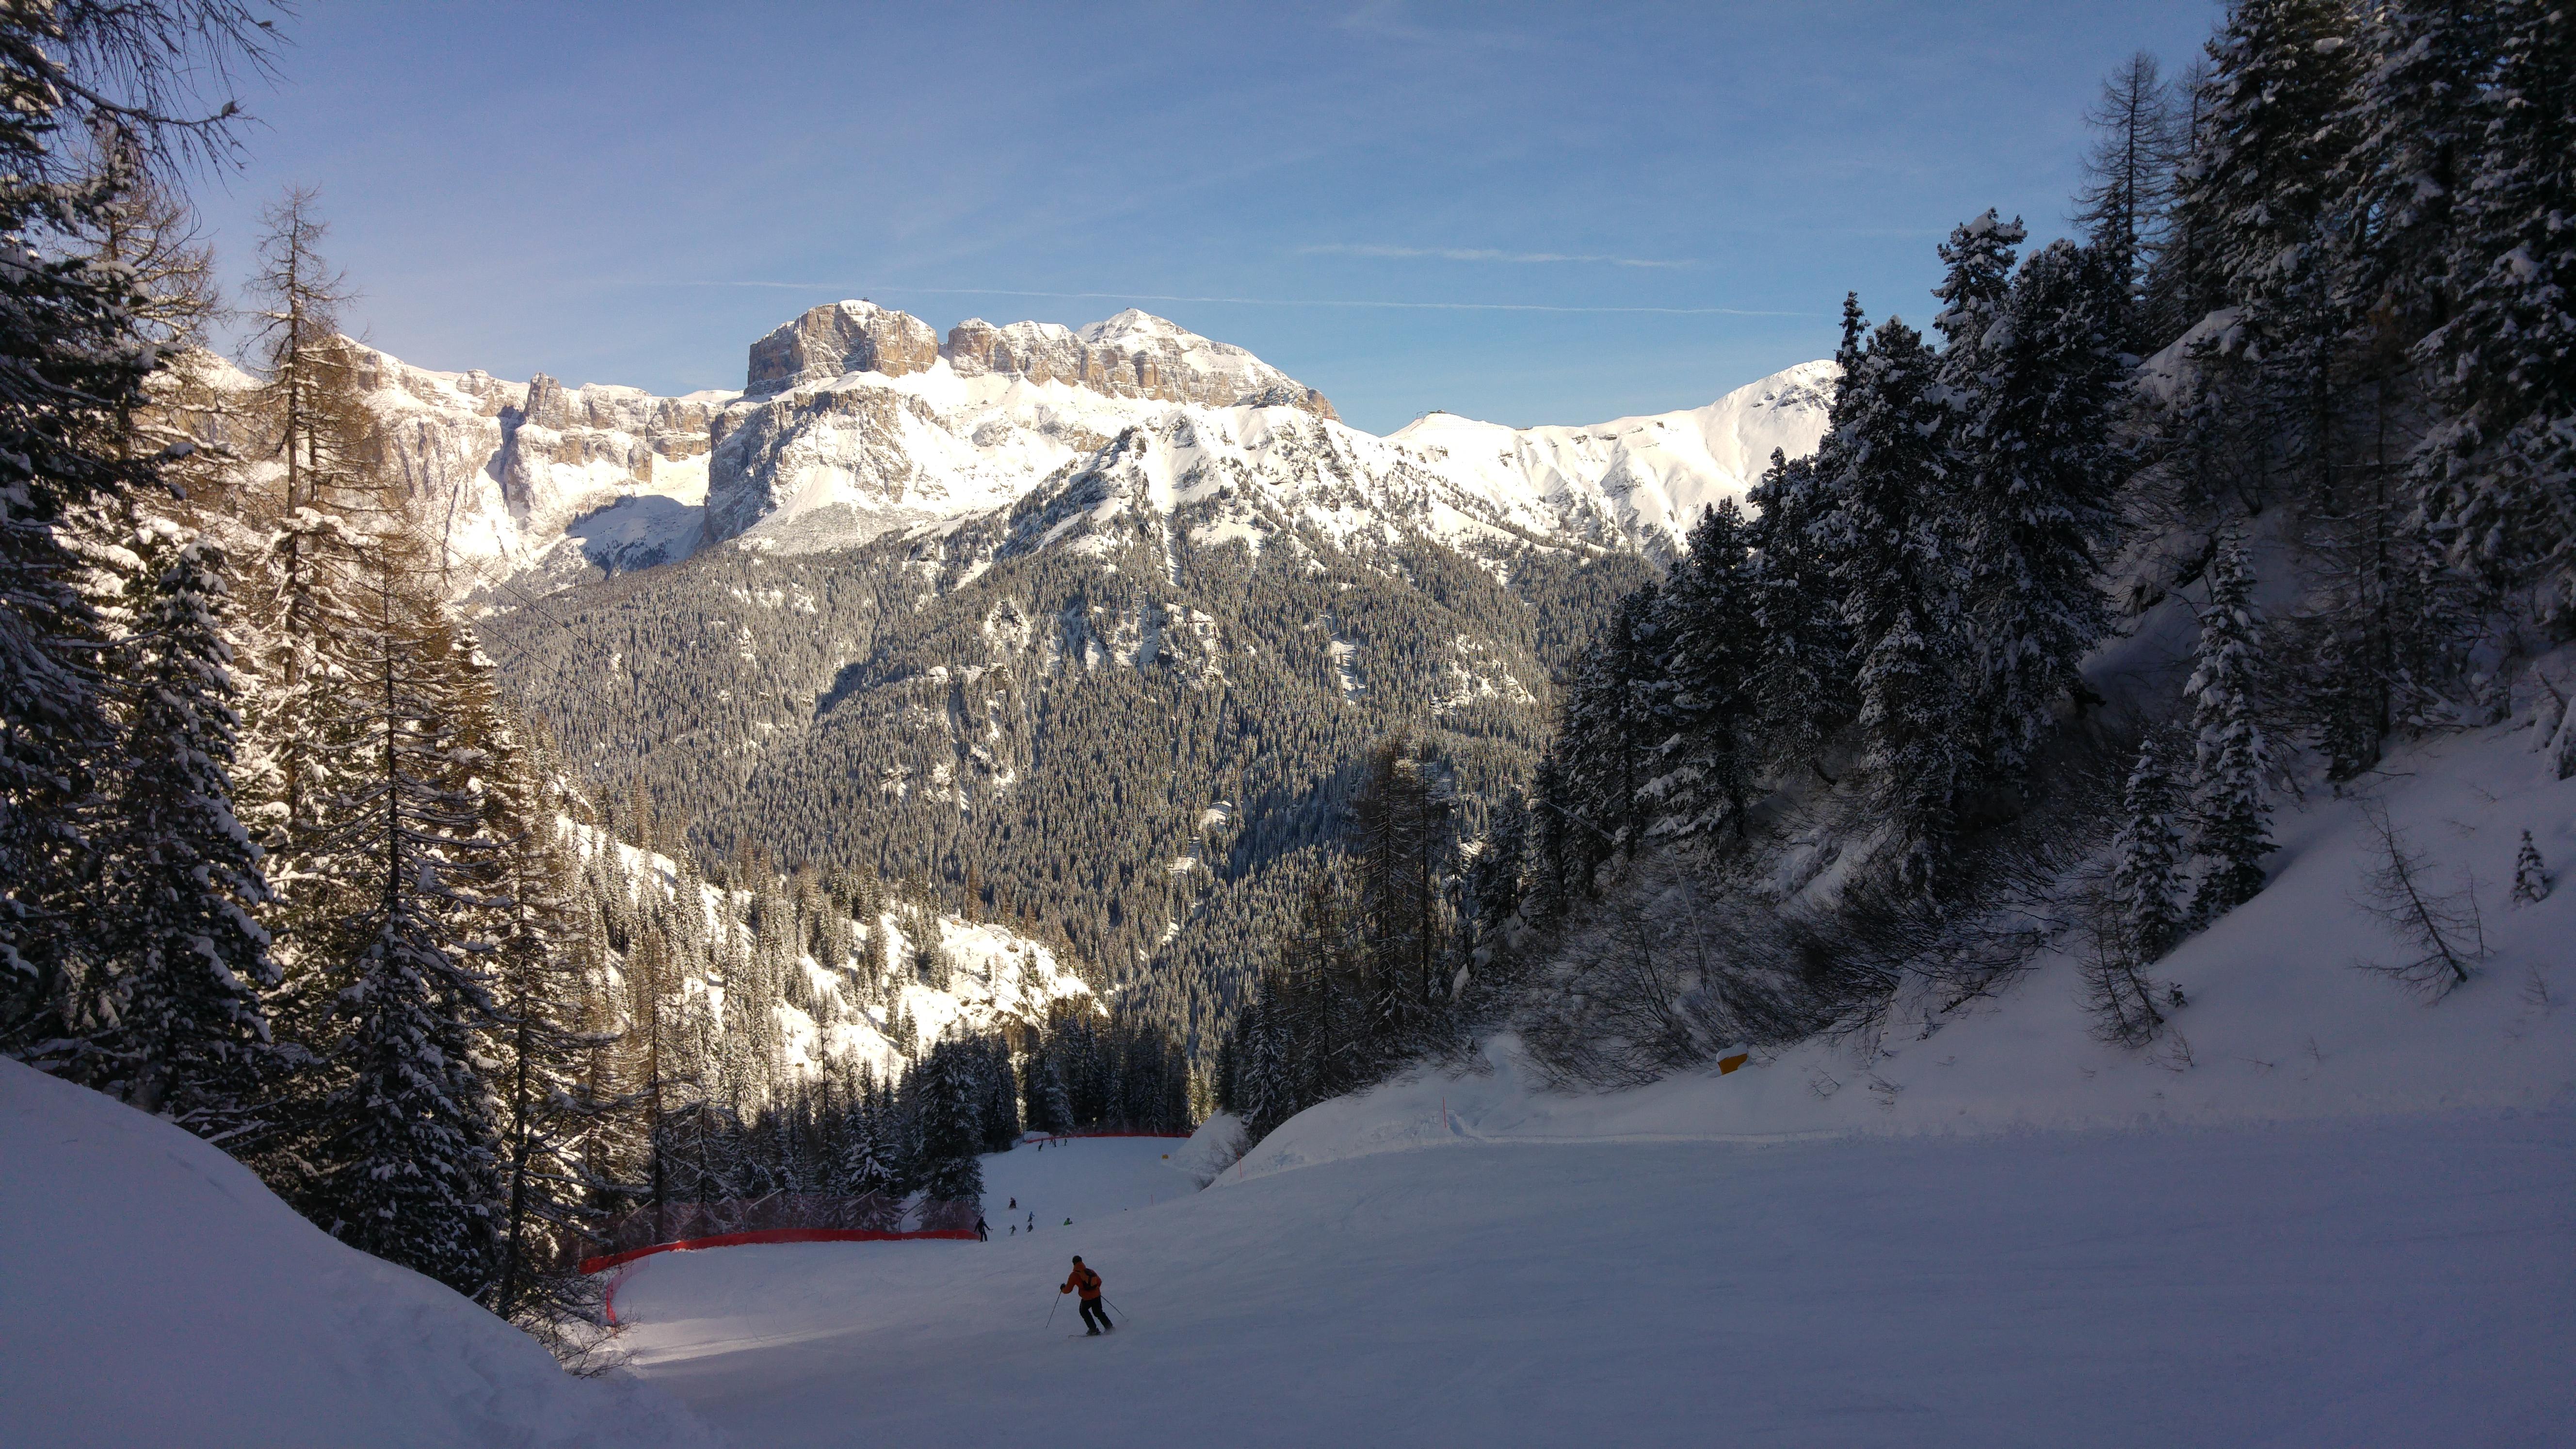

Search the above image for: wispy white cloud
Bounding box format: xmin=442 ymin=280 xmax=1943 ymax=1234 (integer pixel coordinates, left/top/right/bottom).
xmin=1335 ymin=0 xmax=1540 ymax=52
xmin=1302 ymin=243 xmax=1698 ymax=270
xmin=625 ymin=280 xmax=1804 ymax=318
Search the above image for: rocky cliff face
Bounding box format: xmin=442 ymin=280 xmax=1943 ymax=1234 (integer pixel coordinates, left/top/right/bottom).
xmin=942 ymin=308 xmax=1338 ymax=420
xmin=350 ymin=346 xmax=734 ymax=603
xmin=744 ymin=300 xmax=942 ymax=395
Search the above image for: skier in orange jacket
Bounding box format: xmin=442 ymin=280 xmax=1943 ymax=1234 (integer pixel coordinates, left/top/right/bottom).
xmin=1061 ymin=1256 xmax=1112 ymax=1335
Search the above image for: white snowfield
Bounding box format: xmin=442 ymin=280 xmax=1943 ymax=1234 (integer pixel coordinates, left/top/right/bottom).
xmin=0 ymin=1058 xmax=720 ymax=1449
xmin=334 ymin=304 xmax=1829 ymax=605
xmin=609 ymin=714 xmax=2572 ymax=1447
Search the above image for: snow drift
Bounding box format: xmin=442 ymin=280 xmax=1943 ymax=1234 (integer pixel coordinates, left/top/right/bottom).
xmin=0 ymin=1059 xmax=719 ymax=1449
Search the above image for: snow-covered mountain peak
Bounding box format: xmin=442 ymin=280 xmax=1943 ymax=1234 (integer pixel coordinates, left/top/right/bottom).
xmin=338 ymin=296 xmax=1833 ymax=606
xmin=1390 ymin=359 xmax=1837 ymax=559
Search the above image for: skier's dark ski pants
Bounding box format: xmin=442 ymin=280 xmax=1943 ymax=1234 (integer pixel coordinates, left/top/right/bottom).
xmin=1079 ymin=1299 xmax=1113 ymax=1334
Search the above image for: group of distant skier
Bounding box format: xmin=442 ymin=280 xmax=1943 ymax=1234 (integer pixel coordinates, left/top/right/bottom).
xmin=976 ymin=1197 xmax=1056 ymax=1241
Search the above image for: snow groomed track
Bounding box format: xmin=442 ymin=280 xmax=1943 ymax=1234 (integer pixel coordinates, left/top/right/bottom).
xmin=608 ymin=1115 xmax=2572 ymax=1448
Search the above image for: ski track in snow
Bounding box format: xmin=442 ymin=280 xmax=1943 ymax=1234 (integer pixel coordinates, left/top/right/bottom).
xmin=613 ymin=1117 xmax=2573 ymax=1448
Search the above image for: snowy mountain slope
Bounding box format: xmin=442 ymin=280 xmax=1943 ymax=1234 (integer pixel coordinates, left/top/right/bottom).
xmin=0 ymin=1058 xmax=720 ymax=1449
xmin=346 ymin=347 xmax=735 ymax=605
xmin=607 ymin=1108 xmax=2572 ymax=1448
xmin=579 ymin=829 xmax=1096 ymax=1083
xmin=338 ymin=301 xmax=1829 ymax=606
xmin=1232 ymin=684 xmax=2576 ymax=1183
xmin=1391 ymin=360 xmax=1836 ymax=562
xmin=701 ymin=305 xmax=1827 ymax=566
xmin=788 ymin=910 xmax=1095 ymax=1081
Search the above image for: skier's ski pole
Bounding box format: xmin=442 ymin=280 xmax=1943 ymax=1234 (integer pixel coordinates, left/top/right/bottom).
xmin=1046 ymin=1293 xmax=1060 ymax=1330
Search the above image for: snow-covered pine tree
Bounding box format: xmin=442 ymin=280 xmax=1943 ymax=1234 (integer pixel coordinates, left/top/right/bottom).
xmin=2110 ymin=733 xmax=2188 ymax=961
xmin=475 ymin=712 xmax=607 ymax=1325
xmin=1749 ymin=296 xmax=1867 ymax=776
xmin=1650 ymin=499 xmax=1762 ymax=839
xmin=237 ymin=191 xmax=379 ymax=887
xmin=0 ymin=17 xmax=191 ymax=1054
xmin=1832 ymin=317 xmax=1965 ymax=894
xmin=2188 ymin=533 xmax=2275 ymax=920
xmin=94 ymin=523 xmax=280 ymax=1131
xmin=1351 ymin=732 xmax=1456 ymax=1046
xmin=913 ymin=1038 xmax=984 ymax=1209
xmin=2417 ymin=0 xmax=2576 ymax=628
xmin=1557 ymin=585 xmax=1661 ymax=869
xmin=2511 ymin=830 xmax=2550 ymax=907
xmin=1955 ymin=239 xmax=2128 ymax=783
xmin=619 ymin=920 xmax=684 ymax=1238
xmin=1456 ymin=785 xmax=1526 ymax=988
xmin=980 ymin=1035 xmax=1021 ymax=1150
xmin=656 ymin=1095 xmax=744 ymax=1211
xmin=1521 ymin=748 xmax=1578 ymax=929
xmin=296 ymin=557 xmax=505 ymax=1294
xmin=1241 ymin=986 xmax=1293 ymax=1141
xmin=1932 ymin=209 xmax=2025 ymax=367
xmin=1027 ymin=1043 xmax=1073 ymax=1135
xmin=2170 ymin=0 xmax=2365 ymax=338
xmin=2333 ymin=1 xmax=2498 ymax=359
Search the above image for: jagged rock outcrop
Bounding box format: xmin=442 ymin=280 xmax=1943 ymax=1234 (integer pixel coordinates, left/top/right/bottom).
xmin=745 ymin=301 xmax=941 ymax=395
xmin=943 ymin=309 xmax=1338 ymax=420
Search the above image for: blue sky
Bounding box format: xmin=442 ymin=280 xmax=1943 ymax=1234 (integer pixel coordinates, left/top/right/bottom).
xmin=191 ymin=1 xmax=2220 ymax=435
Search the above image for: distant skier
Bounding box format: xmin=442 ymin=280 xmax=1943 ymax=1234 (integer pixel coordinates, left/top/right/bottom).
xmin=1027 ymin=1211 xmax=1034 ymax=1232
xmin=1008 ymin=1197 xmax=1016 ymax=1209
xmin=974 ymin=1214 xmax=989 ymax=1242
xmin=1061 ymin=1256 xmax=1112 ymax=1335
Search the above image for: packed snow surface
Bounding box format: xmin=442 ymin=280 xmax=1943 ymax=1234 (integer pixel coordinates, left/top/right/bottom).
xmin=0 ymin=1058 xmax=718 ymax=1449
xmin=615 ymin=1116 xmax=2569 ymax=1447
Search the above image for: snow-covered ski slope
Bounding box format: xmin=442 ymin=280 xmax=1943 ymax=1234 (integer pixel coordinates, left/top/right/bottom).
xmin=0 ymin=1058 xmax=719 ymax=1449
xmin=613 ymin=717 xmax=2572 ymax=1446
xmin=615 ymin=1117 xmax=2569 ymax=1447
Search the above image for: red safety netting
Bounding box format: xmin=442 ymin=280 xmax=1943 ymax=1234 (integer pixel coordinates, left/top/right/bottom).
xmin=582 ymin=1225 xmax=976 ymax=1276
xmin=574 ymin=1192 xmax=982 ymax=1275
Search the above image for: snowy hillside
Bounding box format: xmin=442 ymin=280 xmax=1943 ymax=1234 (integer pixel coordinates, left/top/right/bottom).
xmin=0 ymin=1059 xmax=718 ymax=1449
xmin=578 ymin=829 xmax=1097 ymax=1084
xmin=1237 ymin=701 xmax=2576 ymax=1176
xmin=338 ymin=300 xmax=1829 ymax=606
